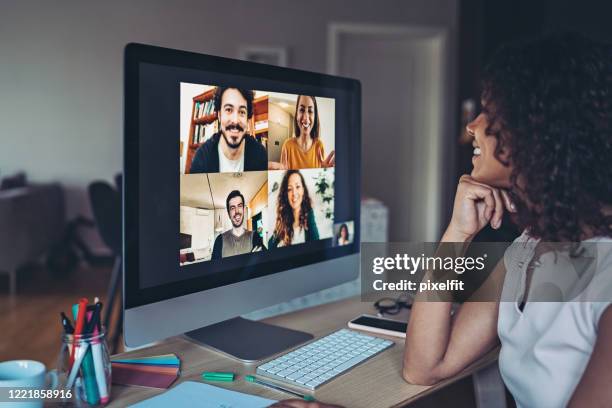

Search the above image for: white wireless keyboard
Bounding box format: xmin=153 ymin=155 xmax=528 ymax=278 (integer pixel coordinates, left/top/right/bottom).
xmin=256 ymin=329 xmax=394 ymax=390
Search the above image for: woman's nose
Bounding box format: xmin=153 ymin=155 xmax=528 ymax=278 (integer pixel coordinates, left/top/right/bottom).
xmin=466 ymin=116 xmax=478 ymax=136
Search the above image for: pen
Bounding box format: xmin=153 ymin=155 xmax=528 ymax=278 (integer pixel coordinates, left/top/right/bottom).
xmin=70 ymin=298 xmax=88 ymax=369
xmin=81 ymin=308 xmax=100 ymax=405
xmin=71 ymin=302 xmax=99 ymax=405
xmin=245 ymin=375 xmax=315 ymax=402
xmin=71 ymin=302 xmax=99 ymax=404
xmin=61 ymin=312 xmax=75 ymax=334
xmin=66 ymin=342 xmax=90 ymax=389
xmin=90 ymin=303 xmax=110 ymax=404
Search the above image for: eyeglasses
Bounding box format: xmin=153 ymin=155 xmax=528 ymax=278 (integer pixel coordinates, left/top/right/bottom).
xmin=374 ymin=294 xmax=412 ymax=317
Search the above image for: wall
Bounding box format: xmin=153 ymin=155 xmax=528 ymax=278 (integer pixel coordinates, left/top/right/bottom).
xmin=0 ymin=0 xmax=458 ymax=250
xmin=179 ymin=206 xmax=214 ymax=253
xmin=315 ymin=97 xmax=335 ymax=156
xmin=267 ymin=99 xmax=293 ymax=162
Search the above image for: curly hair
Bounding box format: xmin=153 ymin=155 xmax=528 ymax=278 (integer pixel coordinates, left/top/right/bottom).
xmin=213 ymin=87 xmax=254 ymax=118
xmin=481 ymin=32 xmax=612 ymax=242
xmin=273 ymin=170 xmax=313 ymax=246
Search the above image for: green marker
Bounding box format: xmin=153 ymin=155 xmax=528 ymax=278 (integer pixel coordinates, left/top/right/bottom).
xmin=245 ymin=375 xmax=315 ymax=402
xmin=202 ymin=371 xmax=235 ymax=382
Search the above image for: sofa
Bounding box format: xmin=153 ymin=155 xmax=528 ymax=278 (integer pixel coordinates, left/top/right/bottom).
xmin=0 ymin=183 xmax=65 ymax=294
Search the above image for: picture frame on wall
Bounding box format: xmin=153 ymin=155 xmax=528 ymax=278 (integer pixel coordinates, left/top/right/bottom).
xmin=238 ymin=46 xmax=288 ymax=67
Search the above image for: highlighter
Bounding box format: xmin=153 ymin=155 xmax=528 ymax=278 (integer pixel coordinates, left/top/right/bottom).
xmin=202 ymin=371 xmax=235 ymax=382
xmin=72 ymin=304 xmax=100 ymax=405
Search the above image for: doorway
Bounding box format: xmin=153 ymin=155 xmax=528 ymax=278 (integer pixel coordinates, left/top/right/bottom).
xmin=328 ymin=23 xmax=451 ymax=241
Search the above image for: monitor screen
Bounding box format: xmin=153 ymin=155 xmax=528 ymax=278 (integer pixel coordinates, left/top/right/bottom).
xmin=124 ymin=44 xmax=360 ymax=309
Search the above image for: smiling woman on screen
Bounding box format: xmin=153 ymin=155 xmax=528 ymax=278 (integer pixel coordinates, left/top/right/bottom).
xmin=279 ymin=95 xmax=335 ymax=170
xmin=268 ymin=170 xmax=320 ymax=249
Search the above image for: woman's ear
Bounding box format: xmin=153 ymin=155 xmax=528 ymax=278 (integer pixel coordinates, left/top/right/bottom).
xmin=499 ymin=146 xmax=511 ymax=163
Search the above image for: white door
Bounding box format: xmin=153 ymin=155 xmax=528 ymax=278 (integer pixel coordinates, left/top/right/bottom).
xmin=329 ymin=24 xmax=449 ymax=241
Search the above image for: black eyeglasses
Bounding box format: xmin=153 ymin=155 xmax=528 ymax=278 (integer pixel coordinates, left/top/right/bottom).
xmin=374 ymin=294 xmax=412 ymax=317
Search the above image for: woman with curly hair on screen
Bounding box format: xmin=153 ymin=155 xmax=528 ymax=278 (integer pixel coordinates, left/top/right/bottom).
xmin=268 ymin=170 xmax=319 ymax=249
xmin=270 ymin=33 xmax=612 ymax=408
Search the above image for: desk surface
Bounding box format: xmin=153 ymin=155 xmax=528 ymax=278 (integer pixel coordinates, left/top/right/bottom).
xmin=108 ymin=297 xmax=497 ymax=408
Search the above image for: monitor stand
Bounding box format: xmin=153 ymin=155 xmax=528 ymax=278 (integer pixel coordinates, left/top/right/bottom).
xmin=185 ymin=317 xmax=314 ymax=362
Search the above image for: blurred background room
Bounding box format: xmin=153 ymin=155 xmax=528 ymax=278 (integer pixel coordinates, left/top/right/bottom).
xmin=1 ymin=0 xmax=610 ymax=406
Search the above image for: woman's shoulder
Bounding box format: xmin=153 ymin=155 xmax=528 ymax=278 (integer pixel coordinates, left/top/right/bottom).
xmin=307 ymin=210 xmax=319 ymax=228
xmin=508 ymin=230 xmax=538 ymax=252
xmin=584 ymin=236 xmax=612 ymax=294
xmin=502 ymin=230 xmax=539 ymax=275
xmin=307 ymin=209 xmax=316 ymax=220
xmin=305 ymin=210 xmax=319 ymax=240
xmin=268 ymin=234 xmax=279 ymax=249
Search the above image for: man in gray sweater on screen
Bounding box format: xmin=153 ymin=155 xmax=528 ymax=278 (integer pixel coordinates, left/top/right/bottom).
xmin=212 ymin=190 xmax=262 ymax=259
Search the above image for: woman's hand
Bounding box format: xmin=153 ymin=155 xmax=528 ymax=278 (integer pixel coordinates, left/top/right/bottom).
xmin=446 ymin=175 xmax=516 ymax=241
xmin=278 ymin=144 xmax=289 ymax=169
xmin=320 ymin=150 xmax=335 ymax=168
xmin=268 ymin=161 xmax=287 ymax=170
xmin=269 ymin=399 xmax=343 ymax=408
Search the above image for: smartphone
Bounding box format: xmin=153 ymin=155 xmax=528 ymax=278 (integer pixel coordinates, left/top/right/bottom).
xmin=348 ymin=315 xmax=407 ymax=338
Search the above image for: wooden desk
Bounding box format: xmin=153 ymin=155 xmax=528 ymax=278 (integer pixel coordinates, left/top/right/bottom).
xmin=108 ymin=297 xmax=498 ymax=407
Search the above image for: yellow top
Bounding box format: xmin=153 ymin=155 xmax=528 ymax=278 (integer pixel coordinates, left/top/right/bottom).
xmin=281 ymin=137 xmax=325 ymax=169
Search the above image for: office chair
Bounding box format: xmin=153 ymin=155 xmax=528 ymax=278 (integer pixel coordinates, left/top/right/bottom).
xmin=88 ymin=177 xmax=122 ymax=353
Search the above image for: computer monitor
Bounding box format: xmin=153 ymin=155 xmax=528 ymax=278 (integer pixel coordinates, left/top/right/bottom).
xmin=123 ymin=43 xmax=361 ymax=361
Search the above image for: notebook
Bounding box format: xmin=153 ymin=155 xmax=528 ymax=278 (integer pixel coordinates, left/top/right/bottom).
xmin=128 ymin=381 xmax=277 ymax=408
xmin=111 ymin=353 xmax=180 ymax=388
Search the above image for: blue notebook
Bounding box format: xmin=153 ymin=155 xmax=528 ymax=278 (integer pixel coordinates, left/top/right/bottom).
xmin=129 ymin=381 xmax=277 ymax=408
xmin=113 ymin=354 xmax=180 ymax=366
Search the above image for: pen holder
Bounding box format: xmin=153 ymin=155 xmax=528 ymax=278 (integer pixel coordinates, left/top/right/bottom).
xmin=57 ymin=329 xmax=112 ymax=407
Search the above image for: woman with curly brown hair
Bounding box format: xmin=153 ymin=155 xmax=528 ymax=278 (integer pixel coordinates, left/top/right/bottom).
xmin=268 ymin=170 xmax=320 ymax=248
xmin=402 ymin=33 xmax=612 ymax=408
xmin=270 ymin=33 xmax=612 ymax=408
